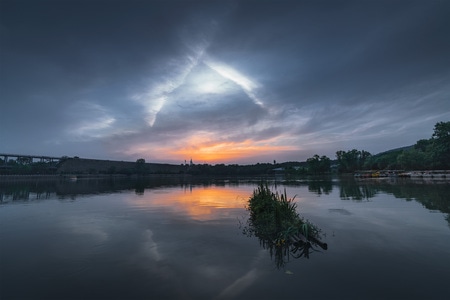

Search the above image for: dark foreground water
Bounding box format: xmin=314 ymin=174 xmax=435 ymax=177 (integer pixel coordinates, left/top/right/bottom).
xmin=1 ymin=176 xmax=449 ymax=300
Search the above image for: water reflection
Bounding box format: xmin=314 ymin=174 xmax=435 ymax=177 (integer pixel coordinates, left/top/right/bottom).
xmin=129 ymin=186 xmax=247 ymax=220
xmin=1 ymin=176 xmax=449 ymax=299
xmin=339 ymin=180 xmax=377 ymax=200
xmin=0 ymin=176 xmax=228 ymax=203
xmin=0 ymin=176 xmax=191 ymax=202
xmin=241 ymin=185 xmax=327 ymax=269
xmin=339 ymin=178 xmax=450 ymax=226
xmin=244 ymin=228 xmax=328 ymax=269
xmin=307 ymin=179 xmax=333 ymax=195
xmin=2 ymin=176 xmax=449 ymax=223
xmin=285 ymin=177 xmax=450 ymax=227
xmin=0 ymin=177 xmax=250 ymax=221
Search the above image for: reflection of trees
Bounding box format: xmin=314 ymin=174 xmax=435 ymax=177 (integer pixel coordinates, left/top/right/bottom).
xmin=134 ymin=179 xmax=147 ymax=195
xmin=283 ymin=176 xmax=334 ymax=196
xmin=242 ymin=184 xmax=327 ymax=269
xmin=0 ymin=180 xmax=58 ymax=202
xmin=339 ymin=180 xmax=377 ymax=201
xmin=339 ymin=178 xmax=450 ymax=226
xmin=0 ymin=176 xmax=248 ymax=203
xmin=0 ymin=176 xmax=195 ymax=202
xmin=308 ymin=179 xmax=333 ymax=195
xmin=374 ymin=180 xmax=450 ymax=226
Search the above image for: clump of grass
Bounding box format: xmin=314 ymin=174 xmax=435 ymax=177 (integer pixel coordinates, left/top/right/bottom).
xmin=243 ymin=183 xmax=326 ymax=268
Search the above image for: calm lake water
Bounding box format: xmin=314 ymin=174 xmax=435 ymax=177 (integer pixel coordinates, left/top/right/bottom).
xmin=1 ymin=176 xmax=449 ymax=300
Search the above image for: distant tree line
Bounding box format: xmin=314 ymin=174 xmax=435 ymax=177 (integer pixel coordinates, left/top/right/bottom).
xmin=305 ymin=121 xmax=449 ymax=173
xmin=2 ymin=122 xmax=448 ymax=175
xmin=396 ymin=121 xmax=450 ymax=170
xmin=361 ymin=121 xmax=449 ymax=171
xmin=186 ymin=162 xmax=301 ymax=176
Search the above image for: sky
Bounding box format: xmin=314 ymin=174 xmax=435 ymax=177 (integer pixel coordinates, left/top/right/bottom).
xmin=1 ymin=0 xmax=449 ymax=165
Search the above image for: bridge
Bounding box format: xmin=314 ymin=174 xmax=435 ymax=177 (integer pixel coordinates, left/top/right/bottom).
xmin=0 ymin=153 xmax=63 ymax=165
xmin=0 ymin=154 xmax=184 ymax=174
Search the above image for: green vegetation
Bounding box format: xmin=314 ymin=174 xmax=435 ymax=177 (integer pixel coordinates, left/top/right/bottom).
xmin=336 ymin=149 xmax=372 ymax=173
xmin=306 ymin=154 xmax=331 ymax=174
xmin=397 ymin=121 xmax=450 ymax=170
xmin=295 ymin=122 xmax=449 ymax=174
xmin=242 ymin=183 xmax=327 ymax=268
xmin=335 ymin=121 xmax=450 ymax=172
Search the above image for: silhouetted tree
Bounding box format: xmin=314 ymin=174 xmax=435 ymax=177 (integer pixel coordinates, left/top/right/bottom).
xmin=431 ymin=121 xmax=450 ymax=168
xmin=307 ymin=154 xmax=331 ymax=174
xmin=135 ymin=158 xmax=147 ymax=174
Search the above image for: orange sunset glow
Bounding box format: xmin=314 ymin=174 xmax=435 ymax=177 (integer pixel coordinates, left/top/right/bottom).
xmin=154 ymin=135 xmax=298 ymax=163
xmin=173 ymin=142 xmax=295 ymax=162
xmin=128 ymin=186 xmax=252 ymax=220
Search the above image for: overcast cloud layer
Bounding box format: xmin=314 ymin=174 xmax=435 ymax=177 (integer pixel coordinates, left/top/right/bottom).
xmin=1 ymin=0 xmax=449 ymax=164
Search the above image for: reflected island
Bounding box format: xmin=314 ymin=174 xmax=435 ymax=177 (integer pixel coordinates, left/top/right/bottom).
xmin=242 ymin=183 xmax=327 ymax=268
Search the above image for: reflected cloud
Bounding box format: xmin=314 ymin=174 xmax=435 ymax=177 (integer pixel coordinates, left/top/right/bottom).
xmin=215 ymin=249 xmax=267 ymax=299
xmin=63 ymin=215 xmax=110 ymax=245
xmin=216 ymin=268 xmax=259 ymax=299
xmin=141 ymin=229 xmax=162 ymax=262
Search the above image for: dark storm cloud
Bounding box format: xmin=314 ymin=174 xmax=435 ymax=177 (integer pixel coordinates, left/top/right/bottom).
xmin=211 ymin=0 xmax=450 ymax=107
xmin=1 ymin=0 xmax=449 ymax=162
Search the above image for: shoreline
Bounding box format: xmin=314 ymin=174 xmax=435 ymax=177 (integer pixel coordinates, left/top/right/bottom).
xmin=0 ymin=173 xmax=192 ymax=181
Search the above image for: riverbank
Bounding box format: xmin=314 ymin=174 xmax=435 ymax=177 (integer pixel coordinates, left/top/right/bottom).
xmin=354 ymin=170 xmax=449 ymax=180
xmin=0 ymin=173 xmax=192 ymax=182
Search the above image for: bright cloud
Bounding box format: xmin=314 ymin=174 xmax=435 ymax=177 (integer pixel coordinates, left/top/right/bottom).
xmin=2 ymin=1 xmax=450 ymax=162
xmin=65 ymin=102 xmax=116 ymax=140
xmin=134 ymin=55 xmax=265 ymax=127
xmin=132 ymin=58 xmax=197 ymax=127
xmin=205 ymin=60 xmax=264 ymax=107
xmin=190 ymin=69 xmax=230 ymax=95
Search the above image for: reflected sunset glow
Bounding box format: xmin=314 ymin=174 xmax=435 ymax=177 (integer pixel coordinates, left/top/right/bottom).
xmin=128 ymin=186 xmax=251 ymax=220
